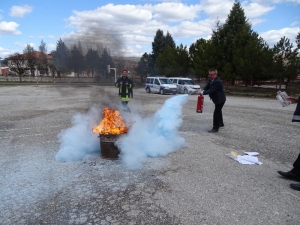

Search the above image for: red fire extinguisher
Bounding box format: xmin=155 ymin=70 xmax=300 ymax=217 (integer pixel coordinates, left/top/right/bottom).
xmin=196 ymin=94 xmax=204 ymax=113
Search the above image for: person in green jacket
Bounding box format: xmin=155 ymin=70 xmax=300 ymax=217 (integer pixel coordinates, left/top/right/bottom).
xmin=115 ymin=69 xmax=133 ymax=112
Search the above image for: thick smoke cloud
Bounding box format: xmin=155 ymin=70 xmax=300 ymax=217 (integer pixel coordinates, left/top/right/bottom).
xmin=116 ymin=94 xmax=188 ymax=170
xmin=55 ymin=106 xmax=100 ymax=162
xmin=63 ymin=28 xmax=125 ymax=56
xmin=55 ymin=94 xmax=188 ymax=169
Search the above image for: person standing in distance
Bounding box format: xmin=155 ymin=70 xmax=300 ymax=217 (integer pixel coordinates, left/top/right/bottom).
xmin=115 ymin=69 xmax=133 ymax=112
xmin=200 ymin=68 xmax=226 ymax=133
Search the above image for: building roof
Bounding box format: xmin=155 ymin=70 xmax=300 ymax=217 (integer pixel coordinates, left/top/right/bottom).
xmin=7 ymin=51 xmax=52 ymax=60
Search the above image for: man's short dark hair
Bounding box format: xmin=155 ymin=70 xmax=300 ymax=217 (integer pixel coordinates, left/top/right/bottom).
xmin=122 ymin=69 xmax=127 ymax=73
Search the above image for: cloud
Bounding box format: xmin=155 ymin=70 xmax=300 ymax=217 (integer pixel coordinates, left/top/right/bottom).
xmin=150 ymin=2 xmax=202 ymax=22
xmin=260 ymin=27 xmax=300 ymax=47
xmin=243 ymin=2 xmax=274 ymax=18
xmin=0 ymin=46 xmax=12 ymax=58
xmin=268 ymin=0 xmax=300 ymax=3
xmin=2 ymin=1 xmax=299 ymax=58
xmin=249 ymin=18 xmax=267 ymax=26
xmin=63 ymin=3 xmax=209 ymax=56
xmin=290 ymin=21 xmax=299 ymax=26
xmin=10 ymin=5 xmax=33 ymax=18
xmin=0 ymin=21 xmax=21 ymax=35
xmin=47 ymin=35 xmax=56 ymax=39
xmin=12 ymin=42 xmax=36 ymax=51
xmin=48 ymin=43 xmax=56 ymax=51
xmin=199 ymin=0 xmax=233 ymax=20
xmin=0 ymin=9 xmax=3 ymax=20
xmin=62 ymin=1 xmax=285 ymax=56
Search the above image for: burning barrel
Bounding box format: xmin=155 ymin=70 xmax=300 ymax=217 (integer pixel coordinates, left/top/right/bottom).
xmin=93 ymin=108 xmax=128 ymax=160
xmin=99 ymin=134 xmax=122 ymax=159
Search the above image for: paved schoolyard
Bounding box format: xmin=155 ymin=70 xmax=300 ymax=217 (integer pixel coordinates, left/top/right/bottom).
xmin=0 ymin=84 xmax=299 ymax=225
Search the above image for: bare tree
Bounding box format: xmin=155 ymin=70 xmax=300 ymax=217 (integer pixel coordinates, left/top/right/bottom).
xmin=23 ymin=44 xmax=37 ymax=76
xmin=8 ymin=53 xmax=27 ymax=81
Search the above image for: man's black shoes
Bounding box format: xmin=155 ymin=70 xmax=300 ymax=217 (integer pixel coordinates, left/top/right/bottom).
xmin=290 ymin=183 xmax=300 ymax=191
xmin=278 ymin=171 xmax=300 ymax=181
xmin=208 ymin=128 xmax=218 ymax=133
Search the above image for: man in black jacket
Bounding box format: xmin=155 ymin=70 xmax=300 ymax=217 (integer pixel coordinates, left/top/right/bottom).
xmin=200 ymin=68 xmax=226 ymax=133
xmin=278 ymin=94 xmax=300 ymax=191
xmin=115 ymin=70 xmax=133 ymax=112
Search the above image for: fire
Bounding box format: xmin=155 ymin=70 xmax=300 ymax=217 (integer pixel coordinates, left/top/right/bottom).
xmin=93 ymin=108 xmax=128 ymax=135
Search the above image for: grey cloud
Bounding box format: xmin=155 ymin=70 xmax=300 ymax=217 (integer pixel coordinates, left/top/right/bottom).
xmin=62 ymin=28 xmax=124 ymax=56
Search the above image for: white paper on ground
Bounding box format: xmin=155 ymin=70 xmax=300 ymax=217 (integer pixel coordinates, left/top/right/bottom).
xmin=227 ymin=152 xmax=263 ymax=165
xmin=245 ymin=152 xmax=259 ymax=156
xmin=236 ymin=155 xmax=263 ymax=165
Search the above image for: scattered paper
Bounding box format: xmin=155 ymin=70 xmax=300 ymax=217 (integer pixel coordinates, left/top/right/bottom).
xmin=228 ymin=151 xmax=263 ymax=165
xmin=245 ymin=152 xmax=259 ymax=156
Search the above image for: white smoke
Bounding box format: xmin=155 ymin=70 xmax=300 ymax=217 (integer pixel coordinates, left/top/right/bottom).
xmin=55 ymin=106 xmax=100 ymax=162
xmin=55 ymin=94 xmax=188 ymax=169
xmin=116 ymin=94 xmax=188 ymax=170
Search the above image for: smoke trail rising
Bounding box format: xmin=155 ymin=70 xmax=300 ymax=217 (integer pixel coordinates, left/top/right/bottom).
xmin=116 ymin=94 xmax=188 ymax=170
xmin=55 ymin=106 xmax=100 ymax=162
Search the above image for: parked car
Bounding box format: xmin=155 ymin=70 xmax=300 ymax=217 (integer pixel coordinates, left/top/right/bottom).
xmin=8 ymin=71 xmax=16 ymax=76
xmin=145 ymin=77 xmax=177 ymax=95
xmin=170 ymin=77 xmax=201 ymax=95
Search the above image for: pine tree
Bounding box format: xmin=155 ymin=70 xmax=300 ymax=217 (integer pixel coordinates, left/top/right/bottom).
xmin=232 ymin=29 xmax=273 ymax=86
xmin=38 ymin=40 xmax=49 ymax=75
xmin=86 ymin=48 xmax=99 ymax=77
xmin=156 ymin=44 xmax=190 ymax=77
xmin=295 ymin=29 xmax=300 ymax=49
xmin=152 ymin=29 xmax=166 ymax=63
xmin=53 ymin=39 xmax=69 ymax=76
xmin=211 ymin=0 xmax=252 ymax=83
xmin=69 ymin=45 xmax=85 ymax=76
xmin=272 ymin=36 xmax=299 ymax=88
xmin=165 ymin=31 xmax=176 ymax=49
xmin=99 ymin=48 xmax=114 ymax=78
xmin=189 ymin=38 xmax=215 ymax=78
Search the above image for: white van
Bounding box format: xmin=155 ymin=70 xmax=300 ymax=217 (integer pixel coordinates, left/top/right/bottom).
xmin=145 ymin=77 xmax=177 ymax=95
xmin=170 ymin=77 xmax=201 ymax=95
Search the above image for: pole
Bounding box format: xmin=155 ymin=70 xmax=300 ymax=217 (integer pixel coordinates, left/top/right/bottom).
xmin=109 ymin=68 xmax=117 ymax=82
xmin=107 ymin=64 xmax=117 ymax=82
xmin=112 ymin=68 xmax=116 ymax=82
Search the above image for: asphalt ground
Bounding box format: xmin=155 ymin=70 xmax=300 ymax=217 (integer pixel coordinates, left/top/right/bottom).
xmin=0 ymin=84 xmax=299 ymax=225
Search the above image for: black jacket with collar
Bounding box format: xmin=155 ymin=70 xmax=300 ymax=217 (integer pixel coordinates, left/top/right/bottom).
xmin=202 ymin=76 xmax=226 ymax=104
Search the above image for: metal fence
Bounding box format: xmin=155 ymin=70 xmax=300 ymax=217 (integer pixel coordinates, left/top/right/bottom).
xmin=0 ymin=76 xmax=115 ymax=84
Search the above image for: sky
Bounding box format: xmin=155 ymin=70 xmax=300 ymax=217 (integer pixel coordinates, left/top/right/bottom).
xmin=0 ymin=0 xmax=299 ymax=59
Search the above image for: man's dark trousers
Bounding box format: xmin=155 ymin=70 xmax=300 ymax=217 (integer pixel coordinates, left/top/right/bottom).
xmin=213 ymin=102 xmax=225 ymax=130
xmin=292 ymin=153 xmax=300 ymax=176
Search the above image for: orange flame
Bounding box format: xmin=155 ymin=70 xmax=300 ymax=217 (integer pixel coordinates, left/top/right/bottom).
xmin=93 ymin=108 xmax=128 ymax=135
